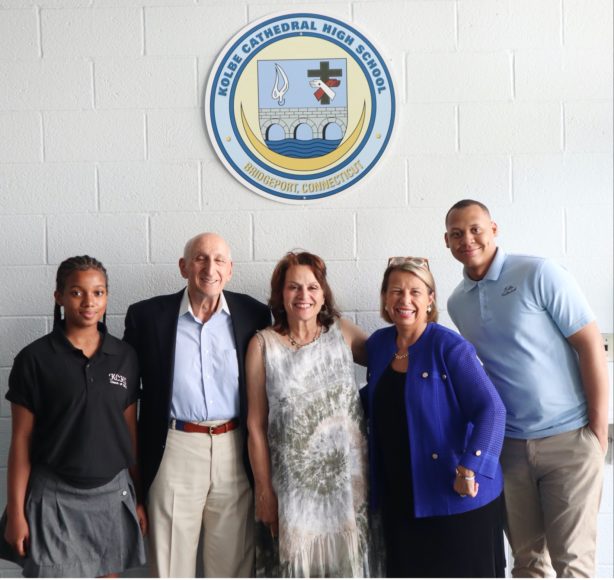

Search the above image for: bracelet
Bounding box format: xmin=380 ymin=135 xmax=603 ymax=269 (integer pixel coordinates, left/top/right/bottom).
xmin=456 ymin=468 xmax=475 ymax=481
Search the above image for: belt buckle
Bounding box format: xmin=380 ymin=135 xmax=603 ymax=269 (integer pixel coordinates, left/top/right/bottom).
xmin=209 ymin=424 xmax=217 ymax=435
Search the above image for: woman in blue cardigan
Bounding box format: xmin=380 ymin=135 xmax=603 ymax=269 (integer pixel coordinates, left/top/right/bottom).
xmin=363 ymin=257 xmax=506 ymax=577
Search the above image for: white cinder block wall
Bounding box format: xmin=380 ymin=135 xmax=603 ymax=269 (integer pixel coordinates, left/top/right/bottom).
xmin=0 ymin=0 xmax=612 ymax=577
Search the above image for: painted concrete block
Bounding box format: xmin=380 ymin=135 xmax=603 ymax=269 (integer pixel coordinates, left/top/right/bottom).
xmin=95 ymin=58 xmax=196 ymax=109
xmin=44 ymin=110 xmax=145 ymax=162
xmin=0 ymin=112 xmax=41 ymax=162
xmin=0 ymin=217 xmax=45 ymax=266
xmin=458 ymin=0 xmax=560 ymax=49
xmin=408 ymin=155 xmax=510 ymax=207
xmin=565 ymin=101 xmax=613 ymax=153
xmin=99 ymin=161 xmax=200 ymax=212
xmin=459 ymin=103 xmax=562 ymax=154
xmin=47 ymin=213 xmax=148 ymax=264
xmin=513 ymin=153 xmax=613 ymax=207
xmin=150 ymin=212 xmax=252 ymax=263
xmin=566 ymin=205 xmax=613 ymax=257
xmin=564 ymin=0 xmax=613 ymax=48
xmin=0 ymin=8 xmax=38 ymax=58
xmin=145 ymin=5 xmax=245 ymax=56
xmin=41 ymin=7 xmax=142 ymax=56
xmin=0 ymin=61 xmax=92 ymax=110
xmin=147 ymin=109 xmax=214 ymax=161
xmin=254 ymin=210 xmax=355 ymax=260
xmin=0 ymin=163 xmax=95 ymax=214
xmin=515 ymin=49 xmax=613 ymax=101
xmin=353 ymin=1 xmax=455 ymax=52
xmin=407 ymin=52 xmax=512 ymax=102
xmin=0 ymin=318 xmax=47 ymax=367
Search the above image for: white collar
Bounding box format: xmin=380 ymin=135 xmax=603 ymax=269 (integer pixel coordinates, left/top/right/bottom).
xmin=179 ymin=287 xmax=230 ymax=319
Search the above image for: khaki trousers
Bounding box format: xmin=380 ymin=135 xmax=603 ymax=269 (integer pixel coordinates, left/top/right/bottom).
xmin=500 ymin=426 xmax=605 ymax=578
xmin=147 ymin=426 xmax=254 ymax=578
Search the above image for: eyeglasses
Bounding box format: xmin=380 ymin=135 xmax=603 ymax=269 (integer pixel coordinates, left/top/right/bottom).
xmin=387 ymin=256 xmax=430 ymax=270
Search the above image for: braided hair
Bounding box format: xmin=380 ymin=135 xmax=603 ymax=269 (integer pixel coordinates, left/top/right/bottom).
xmin=54 ymin=255 xmax=108 ymax=327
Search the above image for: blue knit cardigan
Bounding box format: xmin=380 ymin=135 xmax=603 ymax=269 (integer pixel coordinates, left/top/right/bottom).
xmin=361 ymin=323 xmax=506 ymax=517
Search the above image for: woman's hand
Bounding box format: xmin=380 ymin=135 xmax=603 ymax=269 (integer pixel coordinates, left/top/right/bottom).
xmin=135 ymin=503 xmax=148 ymax=536
xmin=454 ymin=465 xmax=479 ymax=498
xmin=5 ymin=512 xmax=29 ymax=557
xmin=255 ymin=486 xmax=279 ymax=538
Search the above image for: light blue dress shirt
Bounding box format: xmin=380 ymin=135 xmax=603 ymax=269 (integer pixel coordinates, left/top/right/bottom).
xmin=447 ymin=249 xmax=594 ymax=440
xmin=170 ymin=289 xmax=239 ymax=422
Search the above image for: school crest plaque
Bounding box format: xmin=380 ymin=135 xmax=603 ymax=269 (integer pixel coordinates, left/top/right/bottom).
xmin=205 ymin=12 xmax=396 ymax=203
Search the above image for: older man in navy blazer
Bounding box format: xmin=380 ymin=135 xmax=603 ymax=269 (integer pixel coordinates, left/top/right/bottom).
xmin=124 ymin=232 xmax=270 ymax=578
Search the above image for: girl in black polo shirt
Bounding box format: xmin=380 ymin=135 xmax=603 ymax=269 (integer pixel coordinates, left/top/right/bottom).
xmin=2 ymin=256 xmax=146 ymax=578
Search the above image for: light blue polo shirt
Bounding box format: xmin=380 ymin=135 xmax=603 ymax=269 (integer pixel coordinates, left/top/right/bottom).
xmin=447 ymin=249 xmax=594 ymax=439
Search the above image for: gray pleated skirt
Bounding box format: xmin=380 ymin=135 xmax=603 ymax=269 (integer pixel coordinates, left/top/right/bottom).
xmin=22 ymin=466 xmax=146 ymax=578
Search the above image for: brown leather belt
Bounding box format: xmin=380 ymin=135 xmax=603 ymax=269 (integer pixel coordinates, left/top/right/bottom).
xmin=170 ymin=418 xmax=239 ymax=435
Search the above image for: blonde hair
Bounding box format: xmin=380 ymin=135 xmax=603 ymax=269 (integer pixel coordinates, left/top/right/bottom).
xmin=380 ymin=263 xmax=439 ymax=324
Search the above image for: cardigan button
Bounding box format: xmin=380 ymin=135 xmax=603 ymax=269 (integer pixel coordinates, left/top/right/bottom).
xmin=431 ymin=453 xmax=439 ymax=460
xmin=475 ymin=450 xmax=482 ymax=457
xmin=422 ymin=371 xmax=429 ymax=378
xmin=442 ymin=374 xmax=447 ymax=380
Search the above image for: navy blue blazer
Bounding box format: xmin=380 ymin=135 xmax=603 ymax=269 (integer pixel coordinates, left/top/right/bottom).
xmin=362 ymin=323 xmax=505 ymax=517
xmin=123 ymin=289 xmax=270 ymax=498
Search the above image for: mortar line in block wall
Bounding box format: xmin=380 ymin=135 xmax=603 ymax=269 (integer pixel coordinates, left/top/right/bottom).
xmin=560 ymin=103 xmax=566 ymax=151
xmin=141 ymin=7 xmax=146 ymax=56
xmin=143 ymin=113 xmax=149 ymax=161
xmin=453 ymin=0 xmax=459 ymax=50
xmin=94 ymin=165 xmax=100 ymax=211
xmin=353 ymin=212 xmax=358 ymax=259
xmin=508 ymin=156 xmax=514 ymax=203
xmin=39 ymin=111 xmax=45 ymax=162
xmin=454 ymin=105 xmax=460 ymax=152
xmin=510 ymin=51 xmax=516 ymax=100
xmin=91 ymin=60 xmax=97 ymax=109
xmin=562 ymin=206 xmax=568 ymax=255
xmin=560 ymin=0 xmax=566 ymax=46
xmin=35 ymin=6 xmax=42 ymax=58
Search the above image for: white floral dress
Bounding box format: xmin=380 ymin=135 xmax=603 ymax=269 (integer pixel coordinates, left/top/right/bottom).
xmin=255 ymin=321 xmax=370 ymax=578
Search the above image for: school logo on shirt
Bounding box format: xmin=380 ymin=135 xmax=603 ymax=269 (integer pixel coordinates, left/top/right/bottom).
xmin=205 ymin=12 xmax=396 ymax=203
xmin=108 ymin=373 xmax=128 ymax=389
xmin=502 ymin=285 xmax=517 ymax=296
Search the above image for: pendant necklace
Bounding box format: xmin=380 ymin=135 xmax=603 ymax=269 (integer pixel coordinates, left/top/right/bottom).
xmin=288 ymin=325 xmax=321 ymax=349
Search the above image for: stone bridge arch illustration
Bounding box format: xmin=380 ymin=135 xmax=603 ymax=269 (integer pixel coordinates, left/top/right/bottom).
xmin=259 ymin=106 xmax=348 ymax=140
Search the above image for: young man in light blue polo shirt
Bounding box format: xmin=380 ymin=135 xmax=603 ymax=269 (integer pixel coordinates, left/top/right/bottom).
xmin=444 ymin=199 xmax=609 ymax=578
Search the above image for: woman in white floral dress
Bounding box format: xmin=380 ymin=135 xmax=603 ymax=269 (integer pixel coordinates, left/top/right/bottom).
xmin=246 ymin=251 xmax=371 ymax=577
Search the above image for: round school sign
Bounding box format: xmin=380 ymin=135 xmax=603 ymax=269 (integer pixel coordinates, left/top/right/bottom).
xmin=205 ymin=12 xmax=396 ymax=203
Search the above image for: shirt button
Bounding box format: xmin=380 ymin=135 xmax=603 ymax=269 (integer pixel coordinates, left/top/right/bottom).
xmin=475 ymin=450 xmax=482 ymax=456
xmin=90 ymin=378 xmax=94 ymax=383
xmin=442 ymin=374 xmax=447 ymax=380
xmin=122 ymin=490 xmax=127 ymax=496
xmin=422 ymin=372 xmax=429 ymax=378
xmin=431 ymin=453 xmax=438 ymax=460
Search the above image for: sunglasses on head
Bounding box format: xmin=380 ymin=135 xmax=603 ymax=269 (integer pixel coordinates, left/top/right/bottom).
xmin=387 ymin=256 xmax=430 ymax=270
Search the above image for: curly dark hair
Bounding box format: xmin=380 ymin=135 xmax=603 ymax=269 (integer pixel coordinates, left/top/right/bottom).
xmin=54 ymin=255 xmax=108 ymax=326
xmin=269 ymin=251 xmax=340 ymax=333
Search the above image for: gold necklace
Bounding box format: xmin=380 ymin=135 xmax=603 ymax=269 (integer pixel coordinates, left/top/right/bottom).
xmin=393 ymin=351 xmax=409 ymax=360
xmin=288 ymin=325 xmax=321 ymax=348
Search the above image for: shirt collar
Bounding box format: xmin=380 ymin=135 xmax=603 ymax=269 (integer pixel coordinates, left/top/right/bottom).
xmin=179 ymin=287 xmax=230 ymax=320
xmin=462 ymin=248 xmax=507 ymax=292
xmin=50 ymin=321 xmax=119 ymax=355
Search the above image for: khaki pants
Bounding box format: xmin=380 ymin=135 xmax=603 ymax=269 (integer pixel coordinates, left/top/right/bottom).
xmin=500 ymin=426 xmax=605 ymax=578
xmin=147 ymin=426 xmax=254 ymax=578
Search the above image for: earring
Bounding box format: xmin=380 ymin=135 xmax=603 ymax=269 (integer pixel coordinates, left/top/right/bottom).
xmin=427 ymin=305 xmax=432 ymax=313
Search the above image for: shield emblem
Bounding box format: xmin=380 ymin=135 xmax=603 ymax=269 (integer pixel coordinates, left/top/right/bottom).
xmin=257 ymin=59 xmax=348 ymax=158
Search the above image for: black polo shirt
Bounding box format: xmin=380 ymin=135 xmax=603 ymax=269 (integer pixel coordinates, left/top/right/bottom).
xmin=6 ymin=323 xmax=139 ymax=488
